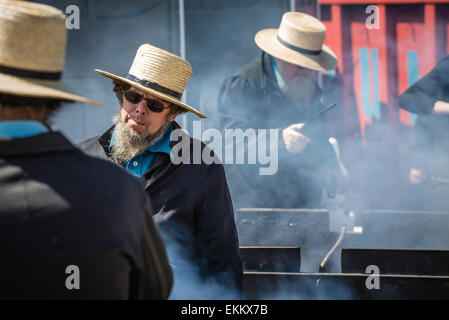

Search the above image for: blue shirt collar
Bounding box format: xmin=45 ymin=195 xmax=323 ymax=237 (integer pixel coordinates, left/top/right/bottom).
xmin=0 ymin=120 xmax=48 ymax=138
xmin=270 ymin=55 xmax=282 ymax=87
xmin=149 ymin=122 xmax=173 ymax=155
xmin=109 ymin=122 xmax=173 ymax=156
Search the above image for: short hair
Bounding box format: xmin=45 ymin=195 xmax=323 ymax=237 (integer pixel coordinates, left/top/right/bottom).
xmin=168 ymin=104 xmax=186 ymax=117
xmin=112 ymin=80 xmax=130 ymax=106
xmin=112 ymin=79 xmax=186 ymax=117
xmin=0 ymin=93 xmax=64 ymax=121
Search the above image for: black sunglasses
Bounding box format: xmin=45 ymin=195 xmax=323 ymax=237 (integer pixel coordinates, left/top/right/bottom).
xmin=124 ymin=90 xmax=169 ymax=113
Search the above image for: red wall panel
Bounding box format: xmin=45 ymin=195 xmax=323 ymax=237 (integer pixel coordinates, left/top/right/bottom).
xmin=395 ymin=4 xmax=436 ymax=126
xmin=320 ymin=2 xmax=449 ymax=139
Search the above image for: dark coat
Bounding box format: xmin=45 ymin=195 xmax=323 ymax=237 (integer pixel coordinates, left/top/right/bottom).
xmin=0 ymin=131 xmax=172 ymax=299
xmin=77 ymin=122 xmax=243 ymax=296
xmin=400 ymin=114 xmax=449 ymax=211
xmin=398 ymin=54 xmax=449 ymax=114
xmin=398 ymin=55 xmax=449 ymax=210
xmin=216 ymin=52 xmax=339 ymax=209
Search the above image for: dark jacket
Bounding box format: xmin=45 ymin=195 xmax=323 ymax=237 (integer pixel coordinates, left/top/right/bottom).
xmin=77 ymin=122 xmax=243 ymax=296
xmin=398 ymin=54 xmax=449 ymax=114
xmin=0 ymin=131 xmax=172 ymax=299
xmin=400 ymin=113 xmax=449 ymax=211
xmin=216 ymin=52 xmax=339 ymax=209
xmin=398 ymin=55 xmax=449 ymax=210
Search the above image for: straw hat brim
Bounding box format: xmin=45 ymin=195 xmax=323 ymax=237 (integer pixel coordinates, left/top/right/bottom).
xmin=255 ymin=29 xmax=338 ymax=72
xmin=95 ymin=69 xmax=207 ymax=119
xmin=0 ymin=73 xmax=102 ymax=106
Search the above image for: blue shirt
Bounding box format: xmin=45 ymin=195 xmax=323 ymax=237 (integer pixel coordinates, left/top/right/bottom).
xmin=110 ymin=122 xmax=173 ymax=177
xmin=0 ymin=120 xmax=48 ymax=138
xmin=270 ymin=55 xmax=282 ymax=87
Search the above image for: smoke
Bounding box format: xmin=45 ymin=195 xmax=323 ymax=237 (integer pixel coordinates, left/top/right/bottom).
xmin=180 ymin=1 xmax=449 ymax=300
xmin=32 ymin=0 xmax=449 ymax=299
xmin=244 ymin=273 xmax=359 ymax=300
xmin=156 ymin=223 xmax=241 ymax=300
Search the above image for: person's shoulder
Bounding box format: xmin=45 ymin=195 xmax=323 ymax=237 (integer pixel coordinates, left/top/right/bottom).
xmin=76 ymin=127 xmax=113 ymax=156
xmin=235 ymin=56 xmax=262 ymax=78
xmin=220 ymin=57 xmax=261 ymax=90
xmin=435 ymin=55 xmax=449 ymax=77
xmin=187 ymin=137 xmax=227 ymax=180
xmin=171 ymin=129 xmax=225 ymax=170
xmin=76 ymin=151 xmax=149 ymax=217
xmin=75 ymin=148 xmax=143 ymax=190
xmin=437 ymin=54 xmax=449 ymax=67
xmin=76 ymin=135 xmax=99 ymax=149
xmin=196 ymin=137 xmax=224 ymax=167
xmin=75 ymin=126 xmax=115 ymax=150
xmin=75 ymin=134 xmax=105 ymax=159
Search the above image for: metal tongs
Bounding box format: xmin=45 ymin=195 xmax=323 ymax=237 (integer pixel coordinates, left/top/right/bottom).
xmin=300 ymin=103 xmax=336 ymax=134
xmin=308 ymin=103 xmax=337 ymax=122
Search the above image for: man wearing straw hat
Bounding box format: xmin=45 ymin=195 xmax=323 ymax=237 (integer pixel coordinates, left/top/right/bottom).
xmin=78 ymin=44 xmax=243 ymax=297
xmin=217 ymin=12 xmax=340 ymax=209
xmin=0 ymin=0 xmax=172 ymax=299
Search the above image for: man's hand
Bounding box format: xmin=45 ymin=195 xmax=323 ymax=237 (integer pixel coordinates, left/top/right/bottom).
xmin=433 ymin=101 xmax=449 ymax=114
xmin=409 ymin=168 xmax=424 ymax=184
xmin=282 ymin=123 xmax=311 ymax=154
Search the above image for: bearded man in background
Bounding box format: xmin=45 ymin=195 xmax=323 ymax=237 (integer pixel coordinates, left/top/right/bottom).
xmin=217 ymin=12 xmax=340 ymax=209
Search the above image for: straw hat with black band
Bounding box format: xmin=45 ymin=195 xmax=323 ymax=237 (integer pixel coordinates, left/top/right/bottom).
xmin=95 ymin=44 xmax=207 ymax=119
xmin=0 ymin=0 xmax=100 ymax=106
xmin=255 ymin=11 xmax=338 ymax=72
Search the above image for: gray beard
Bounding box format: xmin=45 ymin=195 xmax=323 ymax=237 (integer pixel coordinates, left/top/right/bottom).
xmin=276 ymin=68 xmax=320 ymax=105
xmin=110 ymin=113 xmax=169 ymax=163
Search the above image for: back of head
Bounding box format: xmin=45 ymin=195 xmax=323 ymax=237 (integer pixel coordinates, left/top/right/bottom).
xmin=0 ymin=0 xmax=99 ymax=124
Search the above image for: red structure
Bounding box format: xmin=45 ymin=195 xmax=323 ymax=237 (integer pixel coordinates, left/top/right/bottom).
xmin=292 ymin=1 xmax=449 ymax=207
xmin=318 ymin=0 xmax=449 ymax=140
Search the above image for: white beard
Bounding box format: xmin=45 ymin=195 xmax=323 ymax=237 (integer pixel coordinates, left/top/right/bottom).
xmin=110 ymin=113 xmax=169 ymax=163
xmin=277 ymin=72 xmax=320 ymax=106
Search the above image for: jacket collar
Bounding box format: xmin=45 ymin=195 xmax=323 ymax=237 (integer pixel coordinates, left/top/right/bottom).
xmin=98 ymin=126 xmax=115 ymax=158
xmin=169 ymin=120 xmax=183 ymax=149
xmin=260 ymin=51 xmax=284 ymax=98
xmin=0 ymin=131 xmax=75 ymax=156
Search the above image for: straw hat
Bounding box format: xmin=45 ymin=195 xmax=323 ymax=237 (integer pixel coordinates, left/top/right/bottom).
xmin=255 ymin=12 xmax=338 ymax=72
xmin=95 ymin=44 xmax=206 ymax=119
xmin=0 ymin=0 xmax=100 ymax=106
